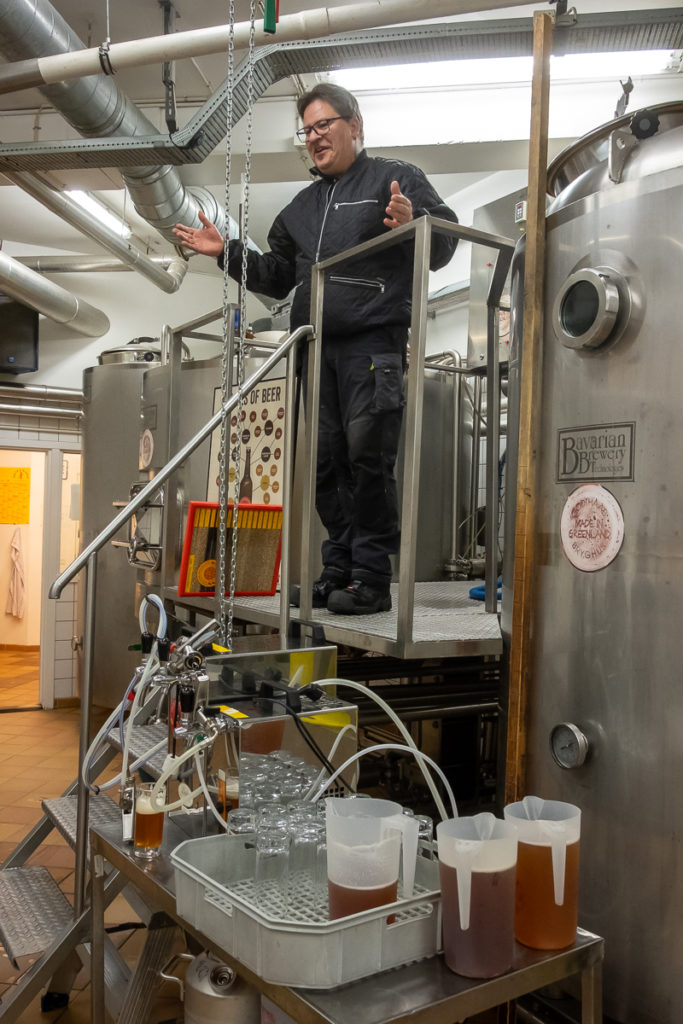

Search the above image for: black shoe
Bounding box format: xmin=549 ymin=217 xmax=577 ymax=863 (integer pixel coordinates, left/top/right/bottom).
xmin=289 ymin=567 xmax=350 ymax=608
xmin=327 ymin=580 xmax=392 ymax=615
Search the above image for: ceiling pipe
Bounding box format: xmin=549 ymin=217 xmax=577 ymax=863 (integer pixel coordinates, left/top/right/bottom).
xmin=0 ymin=0 xmax=537 ymax=93
xmin=16 ymin=254 xmax=189 ymax=274
xmin=0 ymin=0 xmax=251 ymax=253
xmin=9 ymin=171 xmax=188 ymax=293
xmin=0 ymin=401 xmax=83 ymax=418
xmin=0 ymin=250 xmax=110 ymax=337
xmin=0 ymin=382 xmax=83 ymax=400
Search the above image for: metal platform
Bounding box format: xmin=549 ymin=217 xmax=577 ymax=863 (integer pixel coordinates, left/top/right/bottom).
xmin=168 ymin=581 xmax=502 ymax=659
xmin=0 ymin=867 xmax=73 ymax=967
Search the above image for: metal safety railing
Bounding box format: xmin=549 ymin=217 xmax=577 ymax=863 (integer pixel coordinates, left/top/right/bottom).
xmin=300 ymin=215 xmax=514 ymax=638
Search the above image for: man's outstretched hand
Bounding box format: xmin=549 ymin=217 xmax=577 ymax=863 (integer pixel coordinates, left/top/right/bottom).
xmin=173 ymin=210 xmax=225 ymax=257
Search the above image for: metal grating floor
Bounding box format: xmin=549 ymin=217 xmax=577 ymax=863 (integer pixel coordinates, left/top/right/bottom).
xmin=0 ymin=867 xmax=73 ymax=966
xmin=42 ymin=793 xmax=121 ymax=850
xmin=229 ymin=581 xmax=502 ymax=659
xmin=105 ymin=721 xmax=169 ymax=778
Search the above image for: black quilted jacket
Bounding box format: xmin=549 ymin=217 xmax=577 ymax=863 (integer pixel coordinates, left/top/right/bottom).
xmin=221 ymin=150 xmax=458 ymax=336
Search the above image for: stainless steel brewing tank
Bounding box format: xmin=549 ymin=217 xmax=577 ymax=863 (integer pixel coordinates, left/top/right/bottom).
xmin=82 ymin=361 xmax=152 ymax=706
xmin=504 ymin=105 xmax=683 ymax=1024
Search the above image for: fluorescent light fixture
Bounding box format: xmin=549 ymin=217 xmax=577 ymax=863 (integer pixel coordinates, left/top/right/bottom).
xmin=65 ymin=189 xmax=132 ymax=238
xmin=330 ymin=50 xmax=681 ymax=90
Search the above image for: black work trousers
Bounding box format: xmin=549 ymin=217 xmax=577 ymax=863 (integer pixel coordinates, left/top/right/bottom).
xmin=303 ymin=326 xmax=407 ymax=589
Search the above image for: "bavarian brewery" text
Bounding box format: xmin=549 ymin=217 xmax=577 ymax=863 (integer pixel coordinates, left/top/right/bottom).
xmin=557 ymin=423 xmax=634 ymax=482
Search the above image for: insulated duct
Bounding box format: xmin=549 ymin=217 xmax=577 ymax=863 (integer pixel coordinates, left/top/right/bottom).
xmin=7 ymin=171 xmax=188 ymax=293
xmin=0 ymin=0 xmax=242 ymax=246
xmin=0 ymin=250 xmax=110 ymax=336
xmin=16 ymin=255 xmax=186 ymax=274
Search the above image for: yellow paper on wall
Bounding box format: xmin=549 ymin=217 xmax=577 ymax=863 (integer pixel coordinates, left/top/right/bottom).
xmin=0 ymin=467 xmax=31 ymax=524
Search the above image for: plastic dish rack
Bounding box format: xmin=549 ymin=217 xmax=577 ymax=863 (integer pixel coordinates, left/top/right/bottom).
xmin=171 ymin=834 xmax=442 ymax=988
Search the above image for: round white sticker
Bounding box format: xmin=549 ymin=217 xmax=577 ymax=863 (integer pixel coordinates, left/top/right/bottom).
xmin=560 ymin=483 xmax=624 ymax=572
xmin=139 ymin=428 xmax=154 ymax=469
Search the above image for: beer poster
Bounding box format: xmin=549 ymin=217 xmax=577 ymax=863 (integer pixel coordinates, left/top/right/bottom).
xmin=207 ymin=380 xmax=286 ymax=507
xmin=178 ymin=501 xmax=282 ymax=597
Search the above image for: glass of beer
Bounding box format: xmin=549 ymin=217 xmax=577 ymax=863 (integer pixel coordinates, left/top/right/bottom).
xmin=133 ymin=782 xmax=165 ymax=859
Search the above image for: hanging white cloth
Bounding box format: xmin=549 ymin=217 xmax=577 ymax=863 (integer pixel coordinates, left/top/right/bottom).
xmin=5 ymin=526 xmax=25 ymax=619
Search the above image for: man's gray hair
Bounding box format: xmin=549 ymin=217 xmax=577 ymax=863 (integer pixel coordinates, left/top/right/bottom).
xmin=296 ymin=83 xmax=364 ymax=144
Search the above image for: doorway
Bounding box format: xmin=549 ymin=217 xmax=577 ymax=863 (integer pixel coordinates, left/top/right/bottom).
xmin=0 ymin=448 xmax=82 ymax=711
xmin=0 ymin=449 xmax=45 ymax=709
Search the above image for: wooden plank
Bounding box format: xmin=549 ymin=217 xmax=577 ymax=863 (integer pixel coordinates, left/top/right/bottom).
xmin=505 ymin=10 xmax=553 ymax=804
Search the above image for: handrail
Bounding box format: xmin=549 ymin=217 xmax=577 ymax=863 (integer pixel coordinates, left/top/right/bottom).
xmin=49 ymin=324 xmax=314 ymax=599
xmin=302 ymin=214 xmax=514 ymax=640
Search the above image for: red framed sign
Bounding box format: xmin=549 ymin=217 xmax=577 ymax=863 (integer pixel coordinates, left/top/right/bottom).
xmin=178 ymin=501 xmax=282 ymax=597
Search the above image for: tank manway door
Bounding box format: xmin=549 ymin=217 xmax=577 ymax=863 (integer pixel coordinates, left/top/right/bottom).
xmin=551 ymin=266 xmax=630 ymax=350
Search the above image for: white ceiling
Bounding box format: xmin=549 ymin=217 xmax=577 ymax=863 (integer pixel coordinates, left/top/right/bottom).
xmin=0 ymin=0 xmax=681 ymax=256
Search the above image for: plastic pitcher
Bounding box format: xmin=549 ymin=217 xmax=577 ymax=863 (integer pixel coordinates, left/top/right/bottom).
xmin=437 ymin=813 xmax=517 ymax=978
xmin=325 ymin=797 xmax=419 ymax=920
xmin=504 ymin=795 xmax=581 ymax=949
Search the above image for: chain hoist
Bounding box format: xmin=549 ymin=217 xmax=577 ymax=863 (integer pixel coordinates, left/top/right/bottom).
xmin=217 ymin=0 xmax=258 ymax=650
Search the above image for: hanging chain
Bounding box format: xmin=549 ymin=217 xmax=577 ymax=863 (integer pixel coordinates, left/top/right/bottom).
xmin=225 ymin=0 xmax=257 ymax=650
xmin=216 ymin=0 xmax=236 ymax=648
xmin=217 ymin=0 xmax=258 ymax=650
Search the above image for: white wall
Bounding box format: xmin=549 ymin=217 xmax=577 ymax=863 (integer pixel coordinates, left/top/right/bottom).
xmin=426 ymin=169 xmax=529 ymax=358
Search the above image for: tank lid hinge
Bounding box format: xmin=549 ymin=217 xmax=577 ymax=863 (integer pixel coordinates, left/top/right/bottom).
xmin=608 ymin=128 xmax=638 ymax=184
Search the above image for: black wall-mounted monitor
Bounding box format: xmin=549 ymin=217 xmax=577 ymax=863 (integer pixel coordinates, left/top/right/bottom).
xmin=0 ymin=293 xmax=39 ymax=374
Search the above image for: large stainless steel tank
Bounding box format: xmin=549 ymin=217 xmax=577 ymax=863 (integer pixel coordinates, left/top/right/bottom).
xmin=82 ymin=356 xmax=156 ymax=706
xmin=504 ymin=102 xmax=683 ymax=1024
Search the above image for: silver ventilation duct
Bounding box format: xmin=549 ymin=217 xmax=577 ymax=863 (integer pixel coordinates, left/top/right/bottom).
xmin=16 ymin=254 xmax=187 ymax=274
xmin=7 ymin=171 xmax=188 ymax=293
xmin=0 ymin=0 xmax=239 ymax=245
xmin=0 ymin=249 xmax=110 ymax=336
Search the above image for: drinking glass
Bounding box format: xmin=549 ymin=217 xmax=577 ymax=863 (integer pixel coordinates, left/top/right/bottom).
xmin=290 ymin=820 xmax=326 ymax=874
xmin=255 ymin=826 xmax=291 ymax=911
xmin=133 ymin=782 xmax=165 ymax=859
xmin=288 ymin=800 xmax=318 ymax=824
xmin=254 ymin=782 xmax=282 ymax=809
xmin=227 ymin=807 xmax=257 ymax=836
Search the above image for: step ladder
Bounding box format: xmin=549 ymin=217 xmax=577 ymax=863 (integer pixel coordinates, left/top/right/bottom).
xmin=0 ymin=723 xmax=174 ymax=1022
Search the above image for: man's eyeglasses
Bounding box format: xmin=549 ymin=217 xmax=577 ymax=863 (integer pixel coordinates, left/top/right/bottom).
xmin=296 ymin=116 xmax=348 ymax=142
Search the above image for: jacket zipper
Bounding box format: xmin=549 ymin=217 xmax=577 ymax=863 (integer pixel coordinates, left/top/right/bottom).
xmin=329 ymin=274 xmax=386 ymax=294
xmin=315 ymin=181 xmax=338 ymax=262
xmin=332 ymin=199 xmax=379 ymax=210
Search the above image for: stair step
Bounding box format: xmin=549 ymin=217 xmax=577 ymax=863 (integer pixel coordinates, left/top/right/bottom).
xmin=0 ymin=867 xmax=73 ymax=966
xmin=42 ymin=793 xmax=121 ymax=850
xmin=108 ymin=722 xmax=168 ymax=778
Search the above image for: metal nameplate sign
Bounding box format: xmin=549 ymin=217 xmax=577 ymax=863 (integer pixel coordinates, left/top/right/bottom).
xmin=557 ymin=422 xmax=635 ymax=482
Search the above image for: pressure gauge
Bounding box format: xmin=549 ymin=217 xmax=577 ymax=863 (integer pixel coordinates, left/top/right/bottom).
xmin=549 ymin=722 xmax=589 ymax=769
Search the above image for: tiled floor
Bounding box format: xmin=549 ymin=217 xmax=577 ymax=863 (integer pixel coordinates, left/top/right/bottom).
xmin=0 ymin=649 xmax=40 ymax=711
